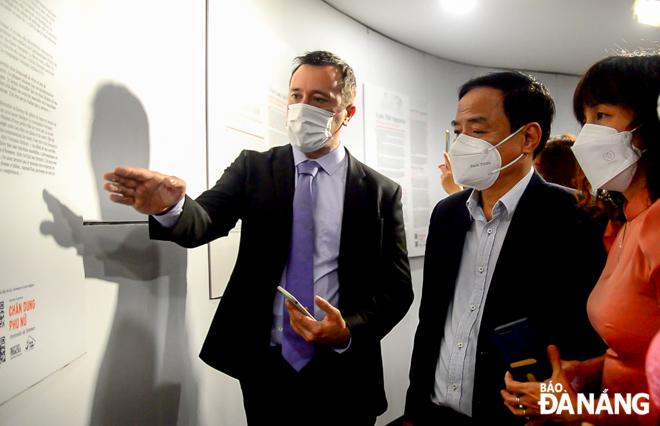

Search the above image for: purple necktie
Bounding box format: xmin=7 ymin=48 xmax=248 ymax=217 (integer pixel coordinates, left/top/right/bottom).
xmin=282 ymin=160 xmax=319 ymax=371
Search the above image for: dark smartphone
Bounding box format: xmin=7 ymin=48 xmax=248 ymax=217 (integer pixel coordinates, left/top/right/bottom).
xmin=489 ymin=317 xmax=552 ymax=382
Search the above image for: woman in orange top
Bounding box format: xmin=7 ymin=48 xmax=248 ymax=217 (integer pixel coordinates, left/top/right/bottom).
xmin=501 ymin=53 xmax=660 ymax=425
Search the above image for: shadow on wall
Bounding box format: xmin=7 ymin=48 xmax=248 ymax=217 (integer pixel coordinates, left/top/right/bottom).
xmin=41 ymin=83 xmax=199 ymax=426
xmin=90 ymin=83 xmax=150 ymax=222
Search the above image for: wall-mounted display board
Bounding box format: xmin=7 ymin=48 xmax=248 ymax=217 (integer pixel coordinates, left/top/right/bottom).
xmin=0 ymin=0 xmax=86 ymax=404
xmin=206 ymin=0 xmax=293 ymax=298
xmin=364 ymin=84 xmax=432 ymax=258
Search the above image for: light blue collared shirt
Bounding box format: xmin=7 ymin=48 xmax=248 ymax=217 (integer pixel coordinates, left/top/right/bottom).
xmin=431 ymin=167 xmax=535 ymax=417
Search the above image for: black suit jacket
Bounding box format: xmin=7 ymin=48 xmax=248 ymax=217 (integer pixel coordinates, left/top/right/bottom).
xmin=150 ymin=145 xmax=413 ymax=415
xmin=405 ymin=171 xmax=607 ymax=424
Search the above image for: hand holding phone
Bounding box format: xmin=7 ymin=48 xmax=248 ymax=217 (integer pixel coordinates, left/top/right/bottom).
xmin=277 ymin=286 xmax=316 ymax=321
xmin=489 ymin=317 xmax=552 ymax=382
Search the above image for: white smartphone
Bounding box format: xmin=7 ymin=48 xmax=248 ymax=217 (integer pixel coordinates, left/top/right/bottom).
xmin=277 ymin=286 xmax=316 ymax=321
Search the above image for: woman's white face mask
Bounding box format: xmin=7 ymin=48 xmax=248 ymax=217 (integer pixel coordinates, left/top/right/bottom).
xmin=571 ymin=123 xmax=643 ymax=193
xmin=286 ymin=103 xmax=341 ymax=153
xmin=448 ymin=126 xmax=525 ymax=191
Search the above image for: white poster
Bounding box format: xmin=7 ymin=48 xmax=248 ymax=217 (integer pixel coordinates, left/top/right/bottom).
xmin=0 ymin=0 xmax=86 ymax=404
xmin=206 ymin=0 xmax=292 ymax=298
xmin=364 ymin=84 xmax=431 ymax=257
xmin=408 ymin=99 xmax=432 ymax=253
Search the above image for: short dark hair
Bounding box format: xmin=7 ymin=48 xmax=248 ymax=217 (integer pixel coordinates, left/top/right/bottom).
xmin=291 ymin=51 xmax=356 ymax=107
xmin=459 ymin=71 xmax=556 ymax=158
xmin=573 ymin=53 xmax=660 ymax=204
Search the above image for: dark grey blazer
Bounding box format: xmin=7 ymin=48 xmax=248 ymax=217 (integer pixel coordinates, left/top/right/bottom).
xmin=405 ymin=171 xmax=607 ymax=424
xmin=150 ymin=144 xmax=413 ymax=416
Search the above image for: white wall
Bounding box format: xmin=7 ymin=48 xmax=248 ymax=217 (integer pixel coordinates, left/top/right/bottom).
xmin=0 ymin=1 xmax=582 ymax=425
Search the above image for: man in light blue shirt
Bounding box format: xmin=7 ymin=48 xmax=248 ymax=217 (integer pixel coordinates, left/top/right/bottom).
xmin=404 ymin=72 xmax=606 ymax=425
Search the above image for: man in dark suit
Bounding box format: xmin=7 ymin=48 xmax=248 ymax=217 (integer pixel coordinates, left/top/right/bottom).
xmin=403 ymin=72 xmax=606 ymax=426
xmin=103 ymin=51 xmax=413 ymax=425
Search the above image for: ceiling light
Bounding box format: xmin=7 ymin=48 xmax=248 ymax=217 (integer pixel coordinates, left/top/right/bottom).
xmin=441 ymin=0 xmax=477 ymax=15
xmin=634 ymin=0 xmax=660 ymax=27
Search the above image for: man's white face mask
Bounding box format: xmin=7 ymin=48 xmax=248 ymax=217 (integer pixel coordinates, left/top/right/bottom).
xmin=286 ymin=103 xmax=341 ymax=153
xmin=448 ymin=126 xmax=525 ymax=191
xmin=571 ymin=123 xmax=643 ymax=193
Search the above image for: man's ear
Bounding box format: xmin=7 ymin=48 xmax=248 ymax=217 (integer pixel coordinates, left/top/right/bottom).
xmin=522 ymin=122 xmax=542 ymax=155
xmin=343 ymin=104 xmax=356 ymax=126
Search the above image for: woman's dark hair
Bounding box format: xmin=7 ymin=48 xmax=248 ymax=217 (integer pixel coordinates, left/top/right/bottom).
xmin=573 ymin=53 xmax=660 ymax=219
xmin=535 ymin=134 xmax=581 ymax=189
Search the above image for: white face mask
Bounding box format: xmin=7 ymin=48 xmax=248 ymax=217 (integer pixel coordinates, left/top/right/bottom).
xmin=448 ymin=126 xmax=525 ymax=190
xmin=286 ymin=103 xmax=340 ymax=153
xmin=571 ymin=123 xmax=643 ymax=193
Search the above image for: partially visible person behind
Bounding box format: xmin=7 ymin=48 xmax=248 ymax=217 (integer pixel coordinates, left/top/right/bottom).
xmin=439 ymin=152 xmax=464 ymax=195
xmin=534 ymin=133 xmax=586 ymax=190
xmin=503 ymin=52 xmax=660 ymax=426
xmin=646 ymin=92 xmax=660 ymax=416
xmin=647 ymin=329 xmax=660 ymax=415
xmin=535 ymin=134 xmax=607 ymax=228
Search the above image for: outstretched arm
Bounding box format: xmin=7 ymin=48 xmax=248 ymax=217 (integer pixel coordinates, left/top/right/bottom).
xmin=103 ymin=166 xmax=186 ymax=215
